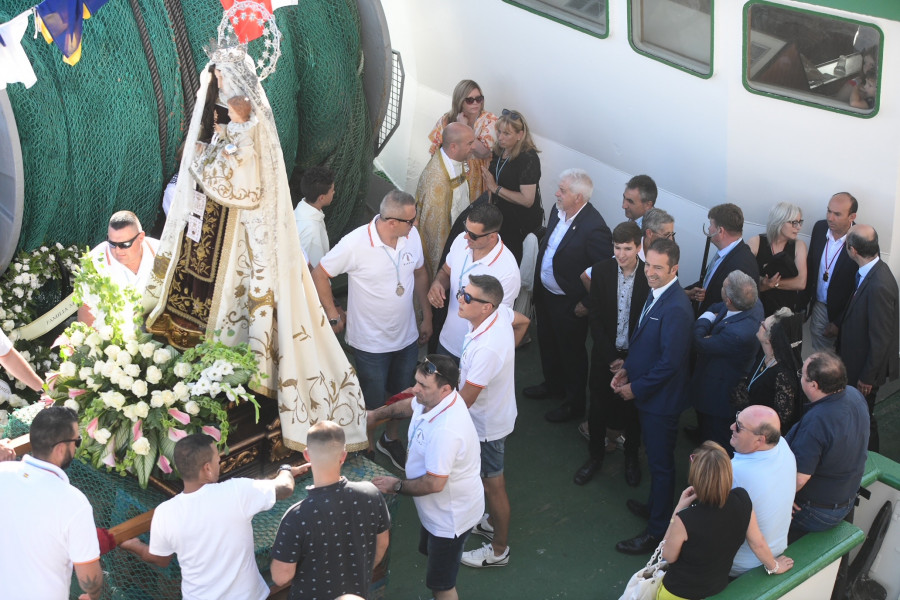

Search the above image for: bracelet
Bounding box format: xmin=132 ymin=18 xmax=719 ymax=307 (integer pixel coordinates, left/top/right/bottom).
xmin=496 ymin=186 xmax=502 ymax=196
xmin=765 ymin=559 xmax=779 ymax=575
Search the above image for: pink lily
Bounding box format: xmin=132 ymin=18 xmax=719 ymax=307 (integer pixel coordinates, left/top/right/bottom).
xmin=157 ymin=455 xmax=173 ymax=474
xmin=168 ymin=408 xmax=191 ymax=425
xmin=102 ymin=440 xmax=117 ymax=468
xmin=201 ymin=425 xmax=221 ymax=442
xmin=86 ymin=417 xmax=99 ymax=439
xmin=132 ymin=420 xmax=143 ymax=442
xmin=68 ymin=388 xmax=87 ymax=399
xmin=46 ymin=373 xmax=59 ymax=391
xmin=168 ymin=428 xmax=188 ymax=442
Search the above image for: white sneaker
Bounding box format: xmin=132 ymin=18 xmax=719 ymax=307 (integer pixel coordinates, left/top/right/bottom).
xmin=460 ymin=542 xmax=509 ymax=568
xmin=471 ymin=514 xmax=494 ymax=541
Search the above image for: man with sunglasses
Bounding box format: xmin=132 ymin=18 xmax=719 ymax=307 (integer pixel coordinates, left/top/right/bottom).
xmin=372 ymin=355 xmax=483 ymax=600
xmin=313 ymin=190 xmax=431 ymax=470
xmin=0 ymin=406 xmax=104 ymax=600
xmin=78 ymin=211 xmax=159 ymax=325
xmin=416 ymin=121 xmax=477 ymax=279
xmin=428 ymin=203 xmax=520 ymax=362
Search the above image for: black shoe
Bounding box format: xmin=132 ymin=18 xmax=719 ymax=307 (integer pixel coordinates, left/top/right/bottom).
xmin=683 ymin=424 xmax=704 ymax=446
xmin=573 ymin=458 xmax=603 ymax=485
xmin=523 ymin=383 xmax=562 ymax=400
xmin=544 ymin=403 xmax=584 ymax=423
xmin=615 ymin=531 xmax=661 ymax=555
xmin=626 ymin=498 xmax=650 ymax=520
xmin=624 ymin=457 xmax=642 ymax=488
xmin=376 ymin=433 xmax=407 ymax=471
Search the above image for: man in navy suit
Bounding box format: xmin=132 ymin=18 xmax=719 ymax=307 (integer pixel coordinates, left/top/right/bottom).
xmin=806 ymin=193 xmax=859 ymax=352
xmin=523 ymin=169 xmax=613 ymax=424
xmin=685 ymin=204 xmax=759 ymax=315
xmin=612 ymin=239 xmax=694 ymax=554
xmin=837 ymin=225 xmax=899 ymax=452
xmin=691 ymin=270 xmax=764 ymax=454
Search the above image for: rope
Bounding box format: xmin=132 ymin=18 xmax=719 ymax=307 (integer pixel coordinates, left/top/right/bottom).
xmin=126 ymin=0 xmax=168 ymax=175
xmin=163 ymin=0 xmax=200 ymax=123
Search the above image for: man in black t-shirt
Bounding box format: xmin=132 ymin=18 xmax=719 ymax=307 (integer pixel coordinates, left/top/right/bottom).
xmin=270 ymin=422 xmax=391 ymax=599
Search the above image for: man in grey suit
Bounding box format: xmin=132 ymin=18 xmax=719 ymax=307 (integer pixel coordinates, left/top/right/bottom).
xmin=836 ymin=225 xmax=899 ymax=452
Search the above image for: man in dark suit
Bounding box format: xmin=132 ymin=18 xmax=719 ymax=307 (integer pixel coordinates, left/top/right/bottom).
xmin=612 ymin=239 xmax=694 ymax=554
xmin=691 ymin=270 xmax=764 ymax=454
xmin=836 ymin=225 xmax=899 ymax=452
xmin=523 ymin=169 xmax=613 ymax=424
xmin=574 ymin=222 xmax=650 ymax=487
xmin=686 ymin=203 xmax=759 ymax=315
xmin=806 ymin=192 xmax=859 ymax=352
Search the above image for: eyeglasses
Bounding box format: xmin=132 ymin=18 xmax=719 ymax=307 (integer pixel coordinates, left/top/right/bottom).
xmin=463 ymin=95 xmax=484 ymax=105
xmin=107 ymin=232 xmax=142 ymax=249
xmin=797 ymin=368 xmax=805 ymax=382
xmin=55 ymin=437 xmax=82 ymax=448
xmin=734 ymin=411 xmax=760 ymax=435
xmin=702 ymin=223 xmax=720 ymax=238
xmin=788 ymin=219 xmax=805 ymax=228
xmin=418 ymin=357 xmax=444 ymax=379
xmin=464 ymin=227 xmax=498 ymax=241
xmin=382 ymin=213 xmax=416 ymax=226
xmin=660 ymin=231 xmax=676 ymax=240
xmin=501 ymin=108 xmax=522 ymax=121
xmin=456 ymin=286 xmax=492 ymax=305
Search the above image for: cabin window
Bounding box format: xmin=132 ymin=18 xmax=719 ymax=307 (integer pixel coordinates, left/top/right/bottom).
xmin=744 ymin=2 xmax=882 ymax=116
xmin=629 ymin=0 xmax=713 ymax=77
xmin=503 ymin=0 xmax=608 ymax=38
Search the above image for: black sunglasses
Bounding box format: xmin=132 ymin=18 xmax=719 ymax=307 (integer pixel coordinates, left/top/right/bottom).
xmin=456 ymin=286 xmax=492 ymax=305
xmin=107 ymin=231 xmax=142 ymax=249
xmin=463 ymin=95 xmax=484 ymax=105
xmin=56 ymin=436 xmax=82 ymax=448
xmin=382 ymin=213 xmax=416 ymax=226
xmin=501 ymin=108 xmax=523 ymax=121
xmin=464 ymin=227 xmax=498 ymax=241
xmin=418 ymin=357 xmax=444 ymax=379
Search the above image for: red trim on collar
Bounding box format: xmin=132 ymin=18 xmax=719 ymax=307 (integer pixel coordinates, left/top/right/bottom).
xmin=487 ymin=241 xmax=505 ymax=266
xmin=428 ymin=394 xmax=457 ymax=423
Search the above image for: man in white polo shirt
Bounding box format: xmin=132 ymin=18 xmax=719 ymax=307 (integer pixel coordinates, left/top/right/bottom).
xmin=312 ymin=190 xmax=432 ymax=470
xmin=427 ymin=203 xmax=520 ymax=362
xmin=0 ymin=406 xmax=103 ymax=600
xmin=372 ymin=354 xmax=484 ymax=600
xmin=454 ymin=275 xmax=523 ymax=569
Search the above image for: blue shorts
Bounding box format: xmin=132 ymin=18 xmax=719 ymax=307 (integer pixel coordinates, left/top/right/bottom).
xmin=480 ymin=437 xmax=506 ymax=478
xmin=418 ymin=526 xmax=470 ymax=592
xmin=353 ymin=341 xmax=418 ymax=409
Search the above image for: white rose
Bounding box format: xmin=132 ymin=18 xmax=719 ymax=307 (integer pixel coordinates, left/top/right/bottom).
xmin=101 ymin=391 xmax=126 ymax=410
xmin=150 ymin=391 xmax=165 ymax=408
xmin=125 ymin=340 xmax=140 ymax=356
xmin=2 ymin=320 xmax=14 ymax=332
xmin=139 ymin=343 xmax=156 ymax=359
xmin=69 ymin=330 xmax=85 ymax=346
xmin=184 ymin=400 xmax=200 ymax=416
xmin=124 ymin=364 xmax=141 ymax=378
xmin=153 ymin=348 xmax=172 ymax=365
xmin=92 ymin=359 xmax=106 ymax=375
xmin=132 ymin=380 xmax=149 ymax=398
xmin=58 ymin=361 xmax=77 ymax=378
xmin=122 ymin=404 xmax=138 ymax=422
xmin=117 ymin=374 xmax=135 ymax=390
xmin=132 ymin=437 xmax=151 ymax=455
xmin=162 ymin=389 xmax=178 ymax=407
xmin=104 ymin=345 xmax=121 ymax=361
xmin=86 ymin=333 xmax=102 ymax=348
xmin=93 ymin=428 xmax=112 ymax=445
xmin=0 ymin=308 xmax=6 ymax=319
xmin=146 ymin=365 xmax=163 ymax=385
xmin=116 ymin=351 xmax=132 ymax=366
xmin=98 ymin=325 xmax=114 ymax=341
xmin=12 ymin=287 xmax=23 ymax=298
xmin=12 ymin=305 xmax=22 ymax=314
xmin=134 ymin=400 xmax=150 ymax=418
xmin=86 ymin=377 xmax=101 ymax=391
xmin=173 ymin=382 xmax=189 ymax=401
xmin=79 ymin=367 xmax=93 ymax=380
xmin=8 ymin=394 xmax=27 ymax=408
xmin=63 ymin=399 xmax=79 ymax=412
xmin=19 ymin=350 xmax=31 ymax=362
xmin=173 ymin=362 xmax=192 ymax=379
xmin=101 ymin=362 xmax=116 ymax=378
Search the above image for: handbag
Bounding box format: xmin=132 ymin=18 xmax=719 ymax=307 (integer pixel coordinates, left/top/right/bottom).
xmin=618 ymin=540 xmax=668 ymax=600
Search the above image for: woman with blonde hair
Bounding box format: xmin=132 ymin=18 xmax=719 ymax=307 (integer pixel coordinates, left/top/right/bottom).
xmin=748 ymin=202 xmax=808 ymax=316
xmin=480 ymin=109 xmax=542 ymax=263
xmin=657 ymin=442 xmax=793 ymax=599
xmin=427 ymin=79 xmax=497 ymax=200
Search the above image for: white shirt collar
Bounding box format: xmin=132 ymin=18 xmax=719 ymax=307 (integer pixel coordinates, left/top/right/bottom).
xmin=556 ymin=202 xmax=588 ymax=225
xmin=22 ymin=454 xmax=69 ymax=484
xmin=440 ymin=147 xmax=463 ymax=177
xmin=649 ymin=276 xmax=679 ymax=300
xmin=856 ymin=256 xmax=880 ymax=283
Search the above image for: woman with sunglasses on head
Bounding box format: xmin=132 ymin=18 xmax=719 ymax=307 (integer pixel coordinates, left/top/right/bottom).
xmin=747 ymin=202 xmax=808 ymax=316
xmin=428 ymin=80 xmax=498 ymax=200
xmin=480 ymin=109 xmax=542 ymax=265
xmin=655 ymin=442 xmax=793 ymax=600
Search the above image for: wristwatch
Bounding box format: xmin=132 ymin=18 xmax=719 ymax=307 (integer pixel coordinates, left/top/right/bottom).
xmin=328 ymin=315 xmax=340 ymax=326
xmin=393 ymin=479 xmax=403 ymax=494
xmin=278 ymin=464 xmax=293 ymax=475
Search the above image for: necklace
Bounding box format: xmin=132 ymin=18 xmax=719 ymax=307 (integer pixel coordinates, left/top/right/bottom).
xmin=822 ymin=237 xmax=845 ymax=282
xmin=380 ymin=246 xmax=405 ymax=296
xmin=494 ymin=153 xmax=511 ymax=185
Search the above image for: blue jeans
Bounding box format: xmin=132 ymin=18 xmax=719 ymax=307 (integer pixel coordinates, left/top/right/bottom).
xmin=353 ymin=341 xmax=418 ymax=409
xmin=789 ymin=499 xmax=853 ymax=542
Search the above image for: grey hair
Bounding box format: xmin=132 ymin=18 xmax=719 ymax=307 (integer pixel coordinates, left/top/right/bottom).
xmin=766 ymin=202 xmax=802 ymax=242
xmin=723 ymin=270 xmax=758 ymax=311
xmin=560 ymin=168 xmax=593 ymax=201
xmin=379 ymin=190 xmax=416 ymax=216
xmin=643 ymin=207 xmax=674 ymax=235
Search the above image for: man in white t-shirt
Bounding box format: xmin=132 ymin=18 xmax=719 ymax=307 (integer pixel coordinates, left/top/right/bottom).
xmin=427 ymin=203 xmax=520 ymax=362
xmin=312 ymin=190 xmax=432 ymax=470
xmin=454 ymin=275 xmax=525 ymax=568
xmin=0 ymin=406 xmax=103 ymax=600
xmin=294 ymin=166 xmax=335 ymax=268
xmin=119 ymin=433 xmax=309 ymax=600
xmin=372 ymin=354 xmax=484 ymax=600
xmin=729 ymin=405 xmax=796 ymax=576
xmin=78 ymin=210 xmax=160 ymax=325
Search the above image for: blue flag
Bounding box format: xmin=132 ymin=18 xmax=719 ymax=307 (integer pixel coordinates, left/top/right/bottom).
xmin=35 ymin=0 xmax=110 ymax=65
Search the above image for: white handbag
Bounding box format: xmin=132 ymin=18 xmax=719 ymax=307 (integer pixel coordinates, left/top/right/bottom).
xmin=618 ymin=540 xmax=668 ymax=600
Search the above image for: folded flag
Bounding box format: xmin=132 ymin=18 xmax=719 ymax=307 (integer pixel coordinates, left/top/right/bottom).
xmin=35 ymin=0 xmax=110 ymax=65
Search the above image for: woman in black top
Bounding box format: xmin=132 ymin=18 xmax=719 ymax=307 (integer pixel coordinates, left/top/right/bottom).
xmin=481 ymin=109 xmax=542 ymax=264
xmin=659 ymin=442 xmax=793 ymax=599
xmin=748 ymin=202 xmax=808 ymax=316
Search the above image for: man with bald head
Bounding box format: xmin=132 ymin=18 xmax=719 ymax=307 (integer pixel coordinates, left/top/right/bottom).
xmin=729 ymin=405 xmax=797 ymax=576
xmin=836 ymin=224 xmax=899 ymax=452
xmin=416 ymin=122 xmax=477 ymax=277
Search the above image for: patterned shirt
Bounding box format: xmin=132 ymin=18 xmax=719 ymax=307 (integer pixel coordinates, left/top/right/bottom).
xmin=615 ymin=266 xmax=638 ymax=350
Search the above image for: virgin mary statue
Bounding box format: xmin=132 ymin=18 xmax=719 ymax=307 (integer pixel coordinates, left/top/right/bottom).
xmin=142 ymin=40 xmax=366 ymax=452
